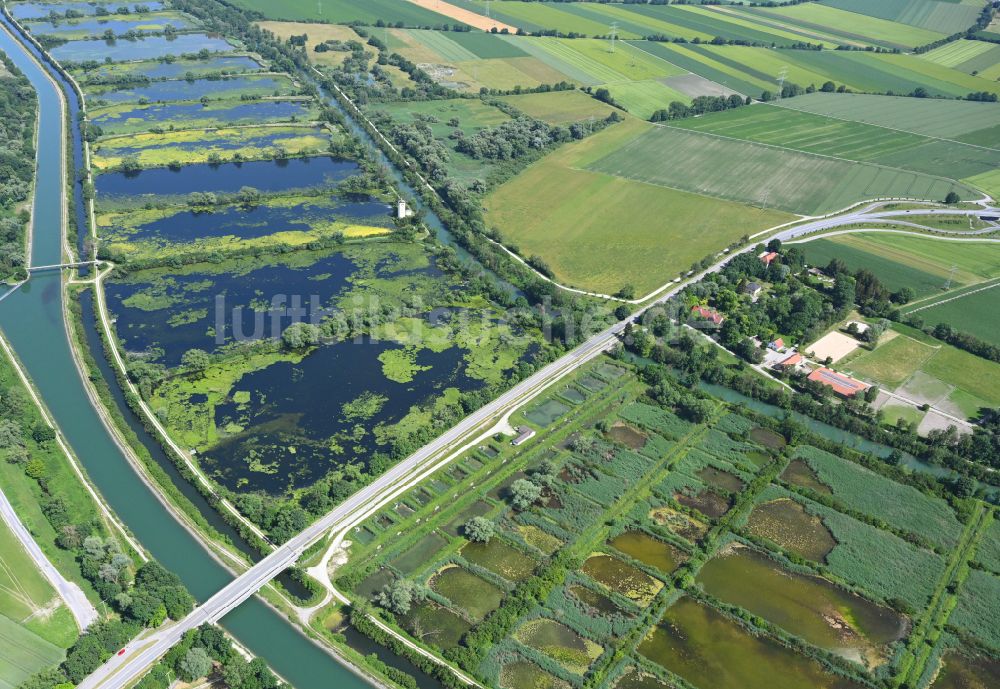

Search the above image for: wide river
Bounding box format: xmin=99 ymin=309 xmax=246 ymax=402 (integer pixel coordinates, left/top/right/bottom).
xmin=0 ymin=19 xmax=374 ymax=689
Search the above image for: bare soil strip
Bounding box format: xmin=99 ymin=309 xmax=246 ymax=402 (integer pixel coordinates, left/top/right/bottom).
xmin=405 ymin=0 xmax=519 ymax=33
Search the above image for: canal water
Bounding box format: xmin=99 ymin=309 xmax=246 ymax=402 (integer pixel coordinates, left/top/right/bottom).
xmin=0 ymin=21 xmax=373 ymax=689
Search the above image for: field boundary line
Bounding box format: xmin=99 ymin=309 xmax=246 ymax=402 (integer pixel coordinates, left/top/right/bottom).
xmin=767 ymin=101 xmax=1000 ymax=155
xmin=904 ymin=277 xmax=1000 ymax=314
xmin=649 ymin=120 xmax=975 ymax=194
xmin=627 ymin=40 xmax=740 ymax=95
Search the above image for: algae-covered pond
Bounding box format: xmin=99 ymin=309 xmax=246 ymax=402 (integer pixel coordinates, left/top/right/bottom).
xmin=746 ymin=497 xmax=837 ymax=562
xmin=933 ymin=652 xmax=1000 ymax=689
xmin=12 ymin=1 xmax=165 ymax=18
xmin=697 ymin=545 xmax=906 ymax=667
xmin=88 ymin=75 xmax=292 ymax=104
xmin=638 ymin=597 xmax=866 ymax=689
xmin=92 ymin=100 xmax=313 ymax=135
xmin=74 ymin=55 xmax=262 ymax=81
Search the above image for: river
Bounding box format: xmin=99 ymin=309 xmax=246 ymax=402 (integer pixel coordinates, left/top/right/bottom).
xmin=0 ymin=20 xmax=374 ymax=689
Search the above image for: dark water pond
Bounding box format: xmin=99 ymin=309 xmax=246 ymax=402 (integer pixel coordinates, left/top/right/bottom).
xmin=93 ymin=100 xmax=311 ymax=132
xmin=104 ymin=198 xmax=391 ymax=244
xmin=12 ymin=1 xmax=165 ymax=19
xmin=933 ymin=652 xmax=1000 ymax=689
xmin=51 ymin=33 xmax=233 ymax=62
xmin=80 ymin=55 xmax=262 ymax=80
xmin=201 ymin=335 xmax=478 ymax=494
xmin=90 ymin=75 xmax=289 ymax=104
xmin=26 ymin=16 xmax=192 ymax=36
xmin=96 ymin=156 xmax=361 ymax=198
xmin=107 ymin=252 xmax=358 ymax=366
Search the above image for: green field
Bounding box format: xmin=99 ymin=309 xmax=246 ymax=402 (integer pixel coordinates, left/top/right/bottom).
xmin=602 ymin=80 xmax=691 ymax=120
xmin=231 ymin=0 xmax=454 ymax=25
xmin=673 ymin=103 xmax=998 ymax=186
xmin=500 ymin=90 xmax=615 ymax=125
xmin=921 ymin=39 xmax=1000 ymax=80
xmin=587 ymin=124 xmax=974 ymax=215
xmin=484 ymin=118 xmax=792 ymax=294
xmin=817 ymin=0 xmax=982 ymax=35
xmin=908 ymin=281 xmax=1000 ymax=347
xmin=773 ymin=93 xmax=1000 ymax=146
xmin=748 ymin=2 xmax=945 ymax=49
xmin=0 ymin=615 xmax=64 ymax=689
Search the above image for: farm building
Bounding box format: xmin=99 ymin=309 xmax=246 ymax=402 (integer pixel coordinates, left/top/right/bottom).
xmin=769 ymin=338 xmax=785 ymax=351
xmin=511 ymin=426 xmax=536 ymax=447
xmin=807 ymin=367 xmax=870 ymax=398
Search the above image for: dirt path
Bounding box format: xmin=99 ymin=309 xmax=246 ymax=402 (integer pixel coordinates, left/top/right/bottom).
xmin=405 ymin=0 xmax=518 ymax=33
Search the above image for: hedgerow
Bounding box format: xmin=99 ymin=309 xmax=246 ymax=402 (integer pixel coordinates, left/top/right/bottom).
xmin=794 ymin=446 xmax=962 ymax=551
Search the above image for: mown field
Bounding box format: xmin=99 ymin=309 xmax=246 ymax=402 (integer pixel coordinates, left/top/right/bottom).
xmin=587 ymin=123 xmax=974 ymax=216
xmin=232 ymin=0 xmax=454 ymax=25
xmin=484 ymin=118 xmax=792 ymax=295
xmin=500 ymin=90 xmax=615 ymax=125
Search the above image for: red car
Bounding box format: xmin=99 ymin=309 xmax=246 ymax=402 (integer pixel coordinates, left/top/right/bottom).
xmin=117 ymin=648 xmax=126 ymax=657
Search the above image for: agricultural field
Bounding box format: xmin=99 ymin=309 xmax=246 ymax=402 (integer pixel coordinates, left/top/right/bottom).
xmin=587 ymin=121 xmax=975 ymax=216
xmin=921 ymin=39 xmax=1000 ymax=80
xmin=484 ymin=117 xmax=793 ymax=295
xmin=327 ymin=350 xmax=985 ymax=689
xmin=907 ymin=281 xmax=1000 ymax=348
xmin=499 ymin=90 xmax=614 ymax=125
xmin=817 ymin=0 xmax=984 ymax=36
xmin=232 ymin=0 xmax=454 ymax=26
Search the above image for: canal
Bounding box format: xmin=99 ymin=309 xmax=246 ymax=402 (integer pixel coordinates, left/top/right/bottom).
xmin=0 ymin=20 xmax=374 ymax=689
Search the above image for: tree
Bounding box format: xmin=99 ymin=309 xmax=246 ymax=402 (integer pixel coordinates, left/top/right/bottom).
xmin=178 ymin=647 xmax=213 ymax=682
xmin=945 ymin=191 xmax=960 ymax=204
xmin=375 ymin=579 xmax=423 ymax=615
xmin=181 ymin=348 xmax=210 ymax=374
xmin=281 ymin=322 xmax=321 ymax=350
xmin=820 ymin=81 xmax=836 ymax=92
xmin=463 ymin=516 xmax=495 ymax=543
xmin=509 ymin=478 xmax=542 ymax=510
xmin=766 ymin=238 xmax=782 ymax=254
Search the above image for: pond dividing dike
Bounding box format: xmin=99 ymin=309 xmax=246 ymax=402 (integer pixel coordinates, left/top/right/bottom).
xmin=0 ymin=16 xmax=384 ymax=689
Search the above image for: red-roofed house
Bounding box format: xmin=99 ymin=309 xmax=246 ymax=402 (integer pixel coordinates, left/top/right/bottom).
xmin=759 ymin=251 xmax=779 ymax=266
xmin=807 ymin=367 xmax=870 ymax=398
xmin=690 ymin=305 xmax=724 ymax=326
xmin=776 ymin=352 xmax=803 ymax=371
xmin=769 ymin=338 xmax=785 ymax=351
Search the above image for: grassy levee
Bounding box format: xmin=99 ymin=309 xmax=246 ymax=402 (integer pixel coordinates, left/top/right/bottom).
xmin=892 ymin=504 xmax=992 ymax=688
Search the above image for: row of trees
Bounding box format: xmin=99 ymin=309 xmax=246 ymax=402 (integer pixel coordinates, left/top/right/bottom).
xmin=0 ymin=54 xmax=37 ymax=282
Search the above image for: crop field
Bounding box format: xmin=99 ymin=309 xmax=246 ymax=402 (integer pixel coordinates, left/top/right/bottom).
xmin=500 ymin=90 xmax=614 ymax=125
xmin=257 ymin=21 xmax=366 ymax=67
xmin=587 ymin=124 xmax=974 ymax=215
xmin=921 ymin=39 xmax=1000 ymax=80
xmin=673 ymin=103 xmax=998 ymax=186
xmin=745 ymin=2 xmax=945 ymax=49
xmin=511 ymin=37 xmax=685 ymax=86
xmin=231 ymin=0 xmax=453 ymax=26
xmin=0 ymin=615 xmax=64 ymax=689
xmin=817 ymin=0 xmax=983 ymax=36
xmin=908 ymin=282 xmax=1000 ymax=347
xmin=773 ymin=93 xmax=1000 ymax=146
xmin=484 ymin=118 xmax=792 ymax=294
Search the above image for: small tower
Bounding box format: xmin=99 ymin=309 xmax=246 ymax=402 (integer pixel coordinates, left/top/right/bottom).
xmin=397 ymin=199 xmax=407 ymax=219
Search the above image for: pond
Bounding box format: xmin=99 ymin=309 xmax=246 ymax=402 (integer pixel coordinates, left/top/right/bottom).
xmin=50 ymin=33 xmax=234 ymax=63
xmin=675 ymin=488 xmax=732 ymax=519
xmin=398 ymin=601 xmax=470 ymax=651
xmin=746 ymin=498 xmax=837 ymax=563
xmin=106 ymin=251 xmax=358 ymax=366
xmin=499 ymin=660 xmax=569 ymax=689
xmin=429 ymin=566 xmax=503 ymax=621
xmin=89 ymin=75 xmax=290 ymax=104
xmin=782 ymin=458 xmax=833 ymax=495
xmin=26 ymin=15 xmax=192 ymax=37
xmin=568 ymin=584 xmax=628 ymax=618
xmin=12 ymin=1 xmax=165 ymax=19
xmin=582 ymin=553 xmax=663 ymax=606
xmin=101 ymin=197 xmax=391 ymax=245
xmin=201 ymin=335 xmax=479 ymax=494
xmin=933 ymin=652 xmax=1000 ymax=689
xmin=608 ymin=531 xmax=684 ymax=576
xmin=697 ymin=545 xmax=907 ymax=667
xmin=513 ymin=618 xmax=602 ymax=675
xmin=96 ymin=156 xmax=360 ymax=199
xmin=92 ymin=100 xmax=313 ymax=134
xmin=78 ymin=55 xmax=262 ymax=80
xmin=638 ymin=597 xmax=866 ymax=689
xmin=613 ymin=669 xmax=673 ymax=689
xmin=461 ymin=539 xmax=537 ymax=581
